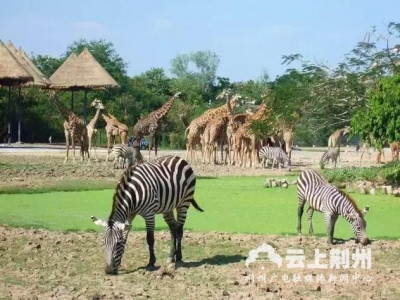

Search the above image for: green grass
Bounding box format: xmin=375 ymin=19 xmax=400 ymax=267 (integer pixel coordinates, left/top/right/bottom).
xmin=0 ymin=176 xmax=399 ymax=239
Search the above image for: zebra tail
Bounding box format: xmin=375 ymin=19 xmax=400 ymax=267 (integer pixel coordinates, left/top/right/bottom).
xmin=190 ymin=199 xmax=204 ymax=212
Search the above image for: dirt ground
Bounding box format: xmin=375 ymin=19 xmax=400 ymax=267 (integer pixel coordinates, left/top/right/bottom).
xmin=0 ymin=144 xmax=398 ymax=299
xmin=1 ymin=227 xmax=399 ymax=300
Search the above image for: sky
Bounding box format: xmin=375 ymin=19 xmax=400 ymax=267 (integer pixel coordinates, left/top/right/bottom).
xmin=1 ymin=0 xmax=399 ymax=82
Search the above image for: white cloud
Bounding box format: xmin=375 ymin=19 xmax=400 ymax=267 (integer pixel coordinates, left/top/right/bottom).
xmin=70 ymin=21 xmax=103 ymax=30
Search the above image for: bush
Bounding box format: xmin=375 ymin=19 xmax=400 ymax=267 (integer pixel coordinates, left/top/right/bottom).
xmin=321 ymin=161 xmax=400 ymax=186
xmin=169 ymin=132 xmax=186 ymax=150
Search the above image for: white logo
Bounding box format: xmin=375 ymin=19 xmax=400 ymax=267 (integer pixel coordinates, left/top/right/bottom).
xmin=245 ymin=243 xmax=283 ymax=268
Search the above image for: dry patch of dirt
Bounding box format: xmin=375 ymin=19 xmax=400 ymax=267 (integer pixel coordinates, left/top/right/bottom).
xmin=0 ymin=146 xmax=386 ymax=185
xmin=0 ymin=226 xmax=399 ymax=299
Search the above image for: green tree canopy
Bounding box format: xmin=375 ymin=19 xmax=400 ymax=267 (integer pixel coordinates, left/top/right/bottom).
xmin=351 ymin=74 xmax=400 ymax=149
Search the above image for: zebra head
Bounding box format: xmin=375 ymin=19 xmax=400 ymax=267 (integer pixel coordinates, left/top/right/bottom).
xmin=91 ymin=216 xmax=132 ymax=275
xmin=349 ymin=206 xmax=369 ymax=245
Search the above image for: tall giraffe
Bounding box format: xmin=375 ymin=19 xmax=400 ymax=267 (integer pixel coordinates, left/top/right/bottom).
xmin=96 ymin=100 xmax=129 ymax=161
xmin=328 ymin=126 xmax=351 ymax=160
xmin=185 ymin=89 xmax=241 ymax=163
xmin=87 ymin=99 xmax=104 ymax=161
xmin=132 ymin=92 xmax=181 ymax=159
xmin=48 ymin=91 xmax=89 ymax=163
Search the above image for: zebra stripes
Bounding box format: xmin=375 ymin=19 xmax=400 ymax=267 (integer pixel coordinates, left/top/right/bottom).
xmin=296 ymin=169 xmax=369 ymax=245
xmin=91 ymin=155 xmax=203 ymax=274
xmin=110 ymin=144 xmax=143 ymax=169
xmin=320 ymin=147 xmax=340 ymax=169
xmin=259 ymin=146 xmax=291 ymax=170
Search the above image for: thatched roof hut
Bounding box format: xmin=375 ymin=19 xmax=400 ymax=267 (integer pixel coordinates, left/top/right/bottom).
xmin=0 ymin=40 xmax=33 ymax=86
xmin=49 ymin=47 xmax=120 ymax=90
xmin=6 ymin=41 xmax=51 ymax=87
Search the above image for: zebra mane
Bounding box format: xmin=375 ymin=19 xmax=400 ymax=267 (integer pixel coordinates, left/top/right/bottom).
xmin=337 ymin=189 xmax=364 ymax=218
xmin=108 ymin=165 xmax=138 ymax=222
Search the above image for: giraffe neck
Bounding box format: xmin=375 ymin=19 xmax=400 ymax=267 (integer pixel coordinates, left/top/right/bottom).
xmin=88 ymin=107 xmax=101 ymax=128
xmin=150 ymin=96 xmax=177 ymax=121
xmin=100 ymin=109 xmax=115 ymax=124
xmin=51 ymin=96 xmax=74 ymax=121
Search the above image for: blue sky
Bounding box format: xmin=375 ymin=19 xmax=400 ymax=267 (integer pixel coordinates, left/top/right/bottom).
xmin=1 ymin=0 xmax=399 ymax=81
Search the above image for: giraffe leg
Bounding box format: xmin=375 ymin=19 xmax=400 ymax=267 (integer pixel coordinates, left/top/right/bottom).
xmin=71 ymin=132 xmax=76 ymax=163
xmin=106 ymin=133 xmax=112 ymax=162
xmin=64 ymin=130 xmax=70 ymax=164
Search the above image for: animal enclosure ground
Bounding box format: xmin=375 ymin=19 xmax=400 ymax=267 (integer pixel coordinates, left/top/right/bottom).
xmin=0 ymin=145 xmax=399 ymax=299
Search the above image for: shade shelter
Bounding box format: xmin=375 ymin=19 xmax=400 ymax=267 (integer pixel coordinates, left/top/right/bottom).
xmin=0 ymin=40 xmax=33 ymax=144
xmin=49 ymin=47 xmax=120 ymax=123
xmin=6 ymin=41 xmax=51 ymax=143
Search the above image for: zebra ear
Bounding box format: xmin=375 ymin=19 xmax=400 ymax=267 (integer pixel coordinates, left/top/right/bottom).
xmin=91 ymin=216 xmax=107 ymax=227
xmin=363 ymin=206 xmax=370 ymax=216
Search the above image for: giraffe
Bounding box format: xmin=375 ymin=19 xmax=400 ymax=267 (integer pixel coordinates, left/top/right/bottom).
xmin=359 ymin=134 xmax=387 ymax=165
xmin=185 ymin=89 xmax=241 ymax=163
xmin=96 ymin=100 xmax=129 ymax=161
xmin=48 ymin=91 xmax=89 ymax=163
xmin=233 ymin=103 xmax=270 ymax=168
xmin=87 ymin=99 xmax=105 ymax=161
xmin=390 ymin=142 xmax=399 ymax=161
xmin=327 ymin=126 xmax=351 ymax=160
xmin=132 ymin=92 xmax=181 ymax=160
xmin=225 ymin=95 xmax=254 ymax=165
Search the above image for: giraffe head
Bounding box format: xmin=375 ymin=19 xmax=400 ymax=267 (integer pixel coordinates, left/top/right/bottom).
xmin=216 ymin=88 xmax=232 ymax=100
xmin=91 ymin=98 xmax=105 ymax=110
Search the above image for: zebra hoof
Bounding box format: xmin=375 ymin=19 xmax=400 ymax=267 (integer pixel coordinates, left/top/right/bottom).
xmin=175 ymin=260 xmax=184 ymax=268
xmin=166 ymin=257 xmax=175 ymax=263
xmin=146 ymin=264 xmax=156 ymax=272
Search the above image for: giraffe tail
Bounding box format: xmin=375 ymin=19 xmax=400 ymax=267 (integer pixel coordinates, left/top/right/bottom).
xmin=190 ymin=199 xmax=204 ymax=212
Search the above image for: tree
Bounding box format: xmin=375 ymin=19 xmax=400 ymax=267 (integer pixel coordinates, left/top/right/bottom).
xmin=351 ymin=74 xmax=400 ymax=149
xmin=170 ymin=51 xmax=220 ymax=102
xmin=30 ymin=54 xmax=63 ymax=78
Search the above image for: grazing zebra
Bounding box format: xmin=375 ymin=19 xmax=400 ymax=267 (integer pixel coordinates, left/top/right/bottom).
xmin=320 ymin=147 xmax=340 ymax=169
xmin=91 ymin=155 xmax=203 ymax=274
xmin=259 ymin=146 xmax=291 ymax=171
xmin=110 ymin=144 xmax=143 ymax=169
xmin=296 ymin=169 xmax=369 ymax=245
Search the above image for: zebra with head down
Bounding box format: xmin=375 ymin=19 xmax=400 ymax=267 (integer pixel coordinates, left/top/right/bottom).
xmin=297 ymin=169 xmax=369 ymax=245
xmin=91 ymin=155 xmax=203 ymax=274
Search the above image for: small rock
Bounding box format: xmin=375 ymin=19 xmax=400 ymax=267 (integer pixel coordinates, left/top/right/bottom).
xmin=222 ymin=290 xmax=229 ymax=296
xmin=316 ymin=285 xmax=321 ymax=292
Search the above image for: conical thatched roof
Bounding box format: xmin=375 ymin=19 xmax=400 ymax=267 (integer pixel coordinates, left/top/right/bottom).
xmin=49 ymin=47 xmax=120 ymax=90
xmin=6 ymin=41 xmax=50 ymax=87
xmin=0 ymin=40 xmax=33 ymax=86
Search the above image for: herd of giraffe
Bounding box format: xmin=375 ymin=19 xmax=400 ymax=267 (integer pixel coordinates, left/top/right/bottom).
xmin=184 ymin=89 xmax=296 ymax=169
xmin=48 ymin=91 xmax=181 ymax=164
xmin=326 ymin=126 xmax=399 ymax=165
xmin=48 ymin=89 xmax=398 ymax=168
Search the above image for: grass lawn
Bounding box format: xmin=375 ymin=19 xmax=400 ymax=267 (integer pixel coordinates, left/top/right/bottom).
xmin=0 ymin=176 xmax=399 ymax=240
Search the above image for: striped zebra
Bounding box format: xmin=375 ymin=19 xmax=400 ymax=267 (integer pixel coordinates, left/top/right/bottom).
xmin=320 ymin=147 xmax=340 ymax=169
xmin=91 ymin=155 xmax=203 ymax=274
xmin=297 ymin=169 xmax=369 ymax=245
xmin=259 ymin=146 xmax=291 ymax=171
xmin=110 ymin=144 xmax=143 ymax=169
